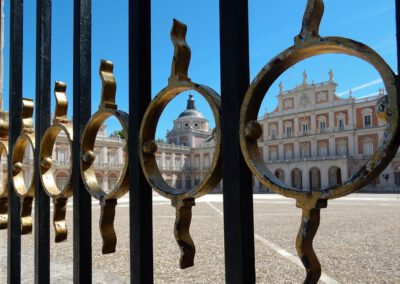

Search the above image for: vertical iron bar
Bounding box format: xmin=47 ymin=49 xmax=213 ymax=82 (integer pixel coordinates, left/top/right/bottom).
xmin=7 ymin=0 xmax=23 ymax=283
xmin=219 ymin=0 xmax=256 ymax=283
xmin=72 ymin=0 xmax=92 ymax=283
xmin=129 ymin=0 xmax=153 ymax=283
xmin=34 ymin=0 xmax=51 ymax=283
xmin=397 ymin=0 xmax=400 ymax=80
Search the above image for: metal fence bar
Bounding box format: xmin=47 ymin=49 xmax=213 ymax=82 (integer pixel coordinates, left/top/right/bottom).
xmin=129 ymin=0 xmax=154 ymax=283
xmin=34 ymin=0 xmax=51 ymax=283
xmin=397 ymin=1 xmax=400 ymax=86
xmin=7 ymin=0 xmax=23 ymax=283
xmin=72 ymin=0 xmax=92 ymax=283
xmin=219 ymin=0 xmax=256 ymax=283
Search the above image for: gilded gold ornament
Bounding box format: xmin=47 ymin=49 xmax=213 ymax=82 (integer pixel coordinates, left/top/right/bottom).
xmin=39 ymin=81 xmax=73 ymax=242
xmin=81 ymin=60 xmax=129 ymax=254
xmin=239 ymin=0 xmax=399 ymax=283
xmin=11 ymin=98 xmax=36 ymax=235
xmin=139 ymin=19 xmax=222 ymax=269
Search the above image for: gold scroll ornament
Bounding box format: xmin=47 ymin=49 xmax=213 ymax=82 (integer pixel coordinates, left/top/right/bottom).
xmin=40 ymin=81 xmax=73 ymax=242
xmin=81 ymin=60 xmax=129 ymax=254
xmin=0 ymin=111 xmax=8 ymax=229
xmin=239 ymin=0 xmax=399 ymax=283
xmin=140 ymin=19 xmax=222 ymax=269
xmin=12 ymin=98 xmax=36 ymax=235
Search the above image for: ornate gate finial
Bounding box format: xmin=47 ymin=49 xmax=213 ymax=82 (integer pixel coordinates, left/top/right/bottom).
xmin=169 ymin=19 xmax=191 ymax=83
xmin=295 ymin=0 xmax=324 ymax=43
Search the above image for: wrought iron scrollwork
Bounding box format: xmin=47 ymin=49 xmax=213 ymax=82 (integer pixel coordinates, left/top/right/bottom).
xmin=39 ymin=81 xmax=73 ymax=242
xmin=140 ymin=19 xmax=222 ymax=269
xmin=81 ymin=60 xmax=129 ymax=254
xmin=240 ymin=0 xmax=399 ymax=283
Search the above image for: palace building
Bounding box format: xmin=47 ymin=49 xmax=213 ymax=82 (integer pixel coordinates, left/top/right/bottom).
xmin=4 ymin=71 xmax=400 ymax=193
xmin=257 ymin=70 xmax=399 ymax=192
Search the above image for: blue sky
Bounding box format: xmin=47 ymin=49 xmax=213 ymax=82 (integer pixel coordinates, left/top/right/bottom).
xmin=1 ymin=0 xmax=396 ymax=139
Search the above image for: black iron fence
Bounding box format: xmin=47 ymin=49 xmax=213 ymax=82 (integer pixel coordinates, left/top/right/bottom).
xmin=1 ymin=0 xmax=400 ymax=283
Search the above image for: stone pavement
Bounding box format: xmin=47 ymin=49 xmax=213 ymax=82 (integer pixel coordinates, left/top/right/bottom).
xmin=0 ymin=193 xmax=399 ymax=283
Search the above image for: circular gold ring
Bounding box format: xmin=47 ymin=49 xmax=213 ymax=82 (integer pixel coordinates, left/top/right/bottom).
xmin=40 ymin=82 xmax=73 ymax=199
xmin=0 ymin=141 xmax=8 ymax=198
xmin=12 ymin=97 xmax=35 ymax=198
xmin=40 ymin=123 xmax=73 ymax=198
xmin=140 ymin=82 xmax=222 ymax=202
xmin=240 ymin=37 xmax=399 ymax=200
xmin=81 ymin=109 xmax=129 ymax=200
xmin=12 ymin=133 xmax=35 ymax=197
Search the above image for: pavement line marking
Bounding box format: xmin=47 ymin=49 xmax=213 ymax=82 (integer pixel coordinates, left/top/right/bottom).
xmin=254 ymin=234 xmax=339 ymax=284
xmin=206 ymin=201 xmax=340 ymax=284
xmin=207 ymin=201 xmax=223 ymax=215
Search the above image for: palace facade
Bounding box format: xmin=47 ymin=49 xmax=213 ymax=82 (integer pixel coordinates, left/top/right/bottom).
xmin=6 ymin=71 xmax=400 ymax=193
xmin=257 ymin=71 xmax=400 ymax=192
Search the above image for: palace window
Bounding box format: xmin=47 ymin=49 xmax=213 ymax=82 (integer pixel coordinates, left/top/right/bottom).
xmin=286 ymin=126 xmax=292 ymax=138
xmin=364 ymin=115 xmax=372 ymax=128
xmin=337 ymin=143 xmax=347 ymax=156
xmin=363 ymin=141 xmax=374 ymax=156
xmin=175 ymin=158 xmax=181 ymax=169
xmin=185 ymin=176 xmax=192 ymax=190
xmin=284 ymin=148 xmax=293 ymax=160
xmin=301 ymin=147 xmax=309 ymax=159
xmin=302 ymin=124 xmax=308 ymax=135
xmin=318 ymin=144 xmax=328 ymax=157
xmin=58 ymin=148 xmax=66 ymax=165
xmin=338 ymin=119 xmax=345 ymax=130
xmin=203 ymin=155 xmax=210 ymax=169
xmin=165 ymin=158 xmax=171 ymax=169
xmin=109 ymin=151 xmax=116 ymax=165
xmin=271 ymin=128 xmax=276 ymax=139
xmin=319 ymin=121 xmax=326 ymax=133
xmin=270 ymin=150 xmax=278 ymax=161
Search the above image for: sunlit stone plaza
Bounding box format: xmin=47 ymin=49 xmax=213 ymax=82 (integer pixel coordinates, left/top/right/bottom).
xmin=1 ymin=193 xmax=399 ymax=283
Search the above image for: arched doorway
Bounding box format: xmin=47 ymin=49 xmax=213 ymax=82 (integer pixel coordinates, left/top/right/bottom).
xmin=108 ymin=172 xmax=119 ymax=192
xmin=275 ymin=169 xmax=285 ymax=182
xmin=291 ymin=168 xmax=302 ymax=189
xmin=328 ymin=166 xmax=342 ymax=187
xmin=55 ymin=171 xmax=69 ymax=191
xmin=309 ymin=167 xmax=321 ymax=191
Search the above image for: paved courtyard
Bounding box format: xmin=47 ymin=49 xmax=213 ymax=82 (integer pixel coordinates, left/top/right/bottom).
xmin=0 ymin=193 xmax=399 ymax=283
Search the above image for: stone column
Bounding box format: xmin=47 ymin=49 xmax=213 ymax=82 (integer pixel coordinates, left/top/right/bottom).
xmin=311 ymin=112 xmax=316 ymax=134
xmin=302 ymin=168 xmax=310 ymax=191
xmin=180 ymin=153 xmax=185 ymax=170
xmin=320 ymin=165 xmax=329 ymax=188
xmin=348 ymin=107 xmax=354 ymax=129
xmin=329 ymin=110 xmax=334 ymax=131
xmin=263 ymin=121 xmax=268 ymax=141
xmin=117 ymin=146 xmax=123 ymax=165
xmin=171 ymin=153 xmax=176 ymax=169
xmin=172 ymin=174 xmax=177 ymax=188
xmin=329 ymin=135 xmax=336 ymax=157
xmin=200 ymin=153 xmax=204 ymax=170
xmin=278 ymin=119 xmax=283 ymax=138
xmin=294 ymin=140 xmax=300 ymax=159
xmin=284 ymin=168 xmax=291 ymax=185
xmin=161 ymin=151 xmax=166 ymax=169
xmin=102 ymin=146 xmax=107 ymax=165
xmin=311 ymin=138 xmax=317 ymax=158
xmin=264 ymin=144 xmax=269 ymax=162
xmin=348 ymin=133 xmax=355 ymax=157
xmin=294 ymin=115 xmax=299 ymax=135
xmin=278 ymin=143 xmax=284 ymax=160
